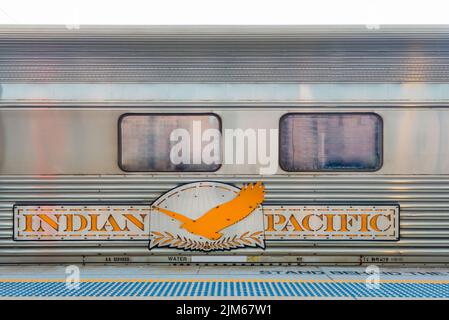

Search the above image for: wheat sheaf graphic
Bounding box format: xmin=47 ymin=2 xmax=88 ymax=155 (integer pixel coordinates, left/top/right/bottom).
xmin=150 ymin=231 xmax=264 ymax=251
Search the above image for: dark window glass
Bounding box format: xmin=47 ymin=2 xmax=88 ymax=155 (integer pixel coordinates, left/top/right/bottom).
xmin=119 ymin=114 xmax=221 ymax=172
xmin=280 ymin=113 xmax=382 ymax=171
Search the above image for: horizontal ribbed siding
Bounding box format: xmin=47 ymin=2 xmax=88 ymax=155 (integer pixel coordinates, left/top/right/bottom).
xmin=1 ymin=175 xmax=449 ymax=257
xmin=2 ymin=26 xmax=449 ymax=82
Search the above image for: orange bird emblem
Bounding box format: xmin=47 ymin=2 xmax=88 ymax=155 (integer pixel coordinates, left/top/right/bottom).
xmin=153 ymin=182 xmax=265 ymax=241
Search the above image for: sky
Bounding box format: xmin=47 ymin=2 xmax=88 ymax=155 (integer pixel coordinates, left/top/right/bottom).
xmin=0 ymin=0 xmax=448 ymax=25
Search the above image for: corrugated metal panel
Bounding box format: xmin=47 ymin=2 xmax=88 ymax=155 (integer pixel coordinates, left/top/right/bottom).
xmin=2 ymin=25 xmax=449 ymax=82
xmin=1 ymin=175 xmax=449 ymax=259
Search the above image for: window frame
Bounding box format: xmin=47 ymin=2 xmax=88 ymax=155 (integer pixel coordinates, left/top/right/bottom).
xmin=278 ymin=112 xmax=384 ymax=172
xmin=118 ymin=112 xmax=223 ymax=173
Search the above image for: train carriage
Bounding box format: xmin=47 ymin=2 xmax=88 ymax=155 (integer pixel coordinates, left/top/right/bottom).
xmin=1 ymin=25 xmax=449 ymax=265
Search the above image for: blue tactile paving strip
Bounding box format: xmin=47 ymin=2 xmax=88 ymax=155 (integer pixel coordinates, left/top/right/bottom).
xmin=1 ymin=279 xmax=449 ymax=299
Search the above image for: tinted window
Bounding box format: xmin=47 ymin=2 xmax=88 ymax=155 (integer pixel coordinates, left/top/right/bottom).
xmin=280 ymin=113 xmax=382 ymax=171
xmin=119 ymin=114 xmax=221 ymax=172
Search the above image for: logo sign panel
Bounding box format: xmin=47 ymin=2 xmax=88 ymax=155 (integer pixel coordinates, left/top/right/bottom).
xmin=13 ymin=181 xmax=399 ymax=251
xmin=149 ymin=181 xmax=265 ymax=251
xmin=263 ymin=205 xmax=398 ymax=240
xmin=14 ymin=205 xmax=150 ymax=240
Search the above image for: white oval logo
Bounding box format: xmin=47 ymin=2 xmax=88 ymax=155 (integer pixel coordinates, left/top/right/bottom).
xmin=149 ymin=181 xmax=265 ymax=252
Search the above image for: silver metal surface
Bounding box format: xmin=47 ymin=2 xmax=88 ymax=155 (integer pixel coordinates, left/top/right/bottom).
xmin=2 ymin=108 xmax=449 ymax=174
xmin=1 ymin=174 xmax=449 ymax=263
xmin=4 ymin=83 xmax=449 ymax=106
xmin=2 ymin=25 xmax=449 ymax=83
xmin=2 ymin=26 xmax=449 ymax=264
xmin=2 ymin=108 xmax=449 ymax=263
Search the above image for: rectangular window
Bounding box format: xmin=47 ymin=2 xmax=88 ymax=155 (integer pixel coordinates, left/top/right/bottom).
xmin=119 ymin=114 xmax=221 ymax=172
xmin=280 ymin=113 xmax=382 ymax=171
